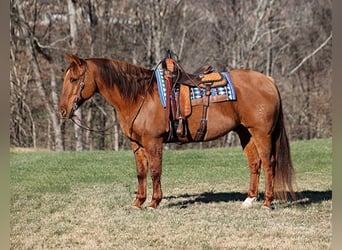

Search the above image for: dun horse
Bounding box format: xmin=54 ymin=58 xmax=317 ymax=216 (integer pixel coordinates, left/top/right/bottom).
xmin=58 ymin=53 xmax=295 ymax=209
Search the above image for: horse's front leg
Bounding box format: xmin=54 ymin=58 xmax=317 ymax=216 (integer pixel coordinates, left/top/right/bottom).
xmin=145 ymin=139 xmax=163 ymax=209
xmin=131 ymin=142 xmax=148 ymax=208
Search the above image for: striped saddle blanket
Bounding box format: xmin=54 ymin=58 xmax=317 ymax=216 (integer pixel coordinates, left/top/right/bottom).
xmin=155 ymin=68 xmax=236 ymax=108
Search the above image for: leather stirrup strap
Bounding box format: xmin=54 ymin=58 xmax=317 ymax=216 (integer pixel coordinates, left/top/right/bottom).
xmin=194 ymin=84 xmax=211 ymax=141
xmin=163 ymin=57 xmax=176 ymax=133
xmin=164 ymin=73 xmax=172 ymax=133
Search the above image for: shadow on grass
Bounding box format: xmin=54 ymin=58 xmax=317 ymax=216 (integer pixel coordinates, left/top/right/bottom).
xmin=164 ymin=190 xmax=332 ymax=208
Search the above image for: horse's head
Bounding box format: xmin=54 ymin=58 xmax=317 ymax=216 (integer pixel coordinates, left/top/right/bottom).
xmin=58 ymin=54 xmax=97 ymax=119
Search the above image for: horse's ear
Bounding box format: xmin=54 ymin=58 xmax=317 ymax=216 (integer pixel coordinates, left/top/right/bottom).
xmin=65 ymin=53 xmax=84 ymax=66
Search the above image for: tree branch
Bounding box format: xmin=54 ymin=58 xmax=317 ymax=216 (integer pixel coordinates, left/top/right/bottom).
xmin=288 ymin=33 xmax=332 ymax=75
xmin=33 ymin=35 xmax=70 ymax=49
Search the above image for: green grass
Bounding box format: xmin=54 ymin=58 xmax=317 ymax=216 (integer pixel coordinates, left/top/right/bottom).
xmin=10 ymin=138 xmax=332 ymax=249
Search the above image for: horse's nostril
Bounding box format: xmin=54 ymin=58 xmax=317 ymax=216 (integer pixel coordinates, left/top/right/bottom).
xmin=60 ymin=109 xmax=67 ymax=118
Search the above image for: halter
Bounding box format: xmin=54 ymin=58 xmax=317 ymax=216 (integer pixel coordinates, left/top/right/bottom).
xmin=71 ymin=73 xmax=86 ymax=115
xmin=70 ymin=71 xmax=114 ymax=133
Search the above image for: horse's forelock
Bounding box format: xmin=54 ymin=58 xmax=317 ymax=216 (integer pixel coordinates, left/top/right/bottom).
xmin=64 ymin=61 xmax=87 ymax=79
xmin=64 ymin=68 xmax=70 ymax=77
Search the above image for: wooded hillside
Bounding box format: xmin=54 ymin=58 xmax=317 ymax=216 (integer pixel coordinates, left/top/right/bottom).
xmin=10 ymin=0 xmax=332 ymax=151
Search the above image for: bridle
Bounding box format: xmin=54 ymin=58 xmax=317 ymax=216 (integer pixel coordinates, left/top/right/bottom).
xmin=68 ymin=58 xmax=193 ymax=137
xmin=69 ymin=71 xmax=118 ymax=134
xmin=68 ymin=67 xmax=155 ymax=136
xmin=71 ymin=72 xmax=86 ymax=116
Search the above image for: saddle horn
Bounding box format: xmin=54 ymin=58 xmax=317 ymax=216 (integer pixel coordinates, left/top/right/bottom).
xmin=166 ymin=49 xmax=172 ymax=58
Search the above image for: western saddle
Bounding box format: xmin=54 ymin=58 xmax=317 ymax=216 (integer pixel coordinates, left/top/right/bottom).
xmin=161 ymin=54 xmax=228 ymax=143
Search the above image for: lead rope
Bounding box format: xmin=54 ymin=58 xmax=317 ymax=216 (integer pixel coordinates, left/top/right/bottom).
xmin=71 ymin=114 xmax=117 ymax=134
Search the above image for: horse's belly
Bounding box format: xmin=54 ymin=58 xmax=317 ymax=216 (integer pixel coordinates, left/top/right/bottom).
xmin=188 ymin=102 xmax=238 ymax=141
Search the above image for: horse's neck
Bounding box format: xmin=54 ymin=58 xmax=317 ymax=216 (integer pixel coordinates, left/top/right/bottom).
xmin=93 ymin=59 xmax=154 ymax=117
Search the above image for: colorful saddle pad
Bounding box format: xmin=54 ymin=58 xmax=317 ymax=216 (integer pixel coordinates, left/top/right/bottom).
xmin=155 ymin=68 xmax=236 ymax=108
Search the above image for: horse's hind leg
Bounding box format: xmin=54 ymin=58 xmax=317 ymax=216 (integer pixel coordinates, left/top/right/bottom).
xmin=248 ymin=130 xmax=275 ymax=208
xmin=235 ymin=126 xmax=261 ymax=208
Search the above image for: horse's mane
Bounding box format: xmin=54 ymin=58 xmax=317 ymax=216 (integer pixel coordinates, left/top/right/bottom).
xmin=90 ymin=58 xmax=154 ymax=101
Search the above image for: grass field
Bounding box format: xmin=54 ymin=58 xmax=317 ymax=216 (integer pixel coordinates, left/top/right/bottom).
xmin=10 ymin=138 xmax=332 ymax=249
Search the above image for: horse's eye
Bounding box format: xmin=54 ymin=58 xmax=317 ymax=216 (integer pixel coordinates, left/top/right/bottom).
xmin=70 ymin=77 xmax=78 ymax=84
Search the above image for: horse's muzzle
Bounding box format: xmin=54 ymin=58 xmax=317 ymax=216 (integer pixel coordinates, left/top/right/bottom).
xmin=59 ymin=108 xmax=69 ymax=119
xmin=59 ymin=106 xmax=76 ymax=119
xmin=59 ymin=96 xmax=81 ymax=119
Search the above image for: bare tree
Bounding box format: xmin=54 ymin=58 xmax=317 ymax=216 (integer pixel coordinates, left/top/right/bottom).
xmin=66 ymin=0 xmax=83 ymax=151
xmin=11 ymin=0 xmax=64 ymax=151
xmin=10 ymin=0 xmax=332 ymax=150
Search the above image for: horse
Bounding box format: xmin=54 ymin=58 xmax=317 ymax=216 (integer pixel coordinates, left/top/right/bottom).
xmin=58 ymin=53 xmax=295 ymax=209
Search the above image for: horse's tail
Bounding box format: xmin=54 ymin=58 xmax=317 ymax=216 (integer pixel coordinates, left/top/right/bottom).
xmin=273 ymin=99 xmax=296 ymax=201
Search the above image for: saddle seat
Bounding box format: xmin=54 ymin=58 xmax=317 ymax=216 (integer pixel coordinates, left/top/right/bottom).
xmin=193 ymin=64 xmax=215 ymax=75
xmin=176 ymin=64 xmax=227 ymax=88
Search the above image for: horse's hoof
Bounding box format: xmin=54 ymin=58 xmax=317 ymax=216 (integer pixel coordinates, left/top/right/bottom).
xmin=241 ymin=197 xmax=257 ymax=208
xmin=130 ymin=205 xmax=141 ymax=210
xmin=262 ymin=205 xmax=275 ymax=210
xmin=148 ymin=200 xmax=161 ymax=209
xmin=146 ymin=206 xmax=156 ymax=211
xmin=262 ymin=200 xmax=275 ymax=210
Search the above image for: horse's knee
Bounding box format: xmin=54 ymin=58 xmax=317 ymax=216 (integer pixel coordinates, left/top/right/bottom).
xmin=150 ymin=167 xmax=162 ymax=178
xmin=249 ymin=159 xmax=261 ymax=174
xmin=136 ymin=167 xmax=147 ymax=179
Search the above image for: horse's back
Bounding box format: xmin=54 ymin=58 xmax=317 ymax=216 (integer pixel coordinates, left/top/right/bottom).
xmin=230 ymin=69 xmax=279 ymax=99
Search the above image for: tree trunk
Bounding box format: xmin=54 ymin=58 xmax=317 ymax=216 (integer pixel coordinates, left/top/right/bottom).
xmin=67 ymin=0 xmax=83 ymax=151
xmin=67 ymin=0 xmax=78 ymax=49
xmin=112 ymin=110 xmax=119 ymax=151
xmin=14 ymin=0 xmax=64 ymax=151
xmin=50 ymin=67 xmax=64 ymax=150
xmin=151 ymin=0 xmax=162 ymax=65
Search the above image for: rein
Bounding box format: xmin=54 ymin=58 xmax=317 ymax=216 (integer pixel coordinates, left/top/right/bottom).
xmin=128 ymin=71 xmax=155 ymax=137
xmin=71 ymin=113 xmax=117 ymax=134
